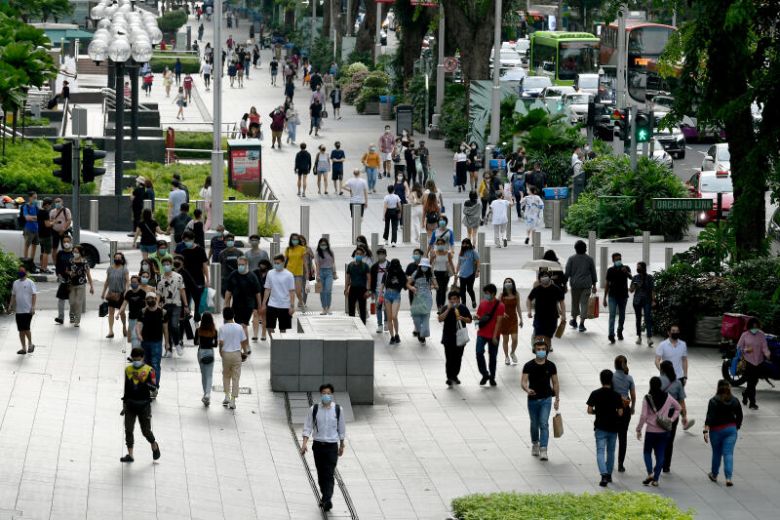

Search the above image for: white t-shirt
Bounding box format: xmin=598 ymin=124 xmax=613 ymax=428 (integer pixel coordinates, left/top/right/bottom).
xmin=12 ymin=278 xmax=38 ymax=313
xmin=383 ymin=193 xmax=401 ymax=209
xmin=264 ymin=268 xmax=295 ymax=308
xmin=490 ymin=198 xmax=511 ymax=225
xmin=219 ymin=322 xmax=246 ymax=352
xmin=656 ymin=339 xmax=688 ymax=379
xmin=346 ymin=177 xmax=368 ymax=204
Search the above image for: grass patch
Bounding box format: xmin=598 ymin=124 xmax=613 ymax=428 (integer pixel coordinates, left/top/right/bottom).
xmin=168 ymin=131 xmax=228 ymax=159
xmin=451 ymin=492 xmax=694 ymax=520
xmin=0 ymin=139 xmax=95 ymax=194
xmin=149 ymin=54 xmax=200 ymax=73
xmin=132 ymin=161 xmax=281 ymax=237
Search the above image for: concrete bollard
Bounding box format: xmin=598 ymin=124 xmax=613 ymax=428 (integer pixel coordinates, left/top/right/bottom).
xmin=351 ymin=204 xmax=362 ymax=245
xmin=419 ymin=232 xmax=428 ymax=253
xmin=477 ymin=231 xmax=486 ymax=258
xmin=453 ymin=202 xmax=463 ymax=242
xmin=271 ymin=233 xmax=281 ymax=257
xmin=552 ymin=200 xmax=562 ymax=241
xmin=143 ymin=199 xmax=152 ymax=212
xmin=642 ymin=231 xmax=651 ymax=266
xmin=300 ymin=204 xmax=310 ymax=240
xmin=89 ymin=199 xmax=99 ymax=233
xmin=506 ymin=204 xmax=512 ymax=242
xmin=402 ymin=204 xmax=412 ymax=243
xmin=665 ymin=247 xmax=673 ymax=268
xmin=110 ymin=240 xmax=118 ymax=259
xmin=248 ymin=203 xmax=258 ymax=238
xmin=533 ymin=245 xmax=544 ymax=260
xmin=588 ymin=230 xmax=596 ymax=260
xmin=479 ymin=262 xmax=491 ymax=293
xmin=209 ymin=263 xmax=222 ymax=312
xmin=600 ymin=246 xmax=608 ymax=289
xmin=371 ymin=233 xmax=379 ymax=253
xmin=532 ymin=231 xmax=541 ymax=249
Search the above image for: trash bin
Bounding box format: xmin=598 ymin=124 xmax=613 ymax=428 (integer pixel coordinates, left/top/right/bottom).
xmin=543 ymin=187 xmax=570 ymax=229
xmin=227 ymin=139 xmax=263 ymax=197
xmin=380 ymin=95 xmax=396 ymax=121
xmin=396 ymin=104 xmax=414 ymax=136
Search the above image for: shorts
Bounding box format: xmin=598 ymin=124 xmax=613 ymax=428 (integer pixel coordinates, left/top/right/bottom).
xmin=332 ymin=102 xmax=341 ymax=109
xmin=296 ymin=170 xmax=310 ymax=176
xmin=384 ymin=289 xmax=401 ymax=304
xmin=316 ymin=168 xmax=329 ymax=176
xmin=140 ymin=244 xmax=158 ymax=254
xmin=15 ymin=313 xmax=32 ymax=332
xmin=39 ymin=236 xmax=52 ymax=254
xmin=266 ymin=306 xmax=292 ymax=331
xmin=233 ymin=306 xmax=253 ymax=325
xmin=23 ymin=230 xmax=39 ymax=246
xmin=382 ymin=152 xmax=393 ymax=162
xmin=107 ymin=292 xmax=125 ymax=309
xmin=52 ymin=232 xmax=69 ymax=250
xmin=332 ymin=169 xmax=343 ymax=181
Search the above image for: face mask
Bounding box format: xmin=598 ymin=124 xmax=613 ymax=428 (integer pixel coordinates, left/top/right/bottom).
xmin=670 ymin=332 xmax=680 ymax=340
xmin=146 ymin=300 xmax=156 ymax=307
xmin=370 ymin=147 xmax=377 ymax=152
xmin=397 ymin=176 xmax=404 ymax=181
xmin=141 ymin=277 xmax=150 ymax=284
xmin=132 ymin=360 xmax=144 ymax=368
xmin=63 ymin=243 xmax=72 ymax=250
xmin=614 ymin=261 xmax=622 ymax=267
xmin=250 ymin=240 xmax=259 ymax=247
xmin=535 ymin=350 xmax=547 ymax=359
xmin=436 ymin=245 xmax=445 ymax=252
xmin=439 ymin=220 xmax=446 ymax=228
xmin=750 ymin=327 xmax=759 ymax=334
xmin=354 ymin=255 xmax=363 ymax=263
xmin=273 ymin=263 xmax=284 ymax=271
xmin=184 ymin=241 xmax=194 ymax=249
xmin=503 ymin=283 xmax=513 ymax=290
xmin=540 ymin=277 xmax=551 ymax=286
xmin=17 ymin=271 xmax=25 ymax=279
xmin=319 ymin=244 xmax=328 ymax=250
xmin=54 ymin=203 xmax=62 ymax=209
xmin=412 ymin=254 xmax=421 ymax=262
xmin=163 ymin=265 xmax=173 ymax=273
xmin=226 ymin=241 xmax=235 ymax=248
xmin=484 ymin=293 xmax=493 ymax=301
xmin=290 ymin=239 xmax=299 ymax=246
xmin=114 ymin=259 xmax=122 ymax=265
xmin=321 ymin=394 xmax=333 ymax=405
xmin=130 ymin=283 xmax=139 ymax=290
xmin=158 ymin=249 xmax=167 ymax=256
xmin=238 ymin=265 xmax=248 ymax=274
xmin=141 ymin=262 xmax=149 ymax=270
xmin=73 ymin=252 xmax=81 ymax=259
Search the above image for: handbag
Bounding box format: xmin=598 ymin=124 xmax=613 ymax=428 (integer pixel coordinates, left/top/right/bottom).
xmin=587 ymin=295 xmax=599 ymax=319
xmin=455 ymin=309 xmax=470 ymax=347
xmin=736 ymin=356 xmax=747 ymax=375
xmin=645 ymin=395 xmax=673 ymax=431
xmin=56 ymin=282 xmax=70 ymax=300
xmin=106 ymin=291 xmax=122 ymax=303
xmin=322 ymin=110 xmax=328 ymax=119
xmin=314 ymin=281 xmax=322 ymax=293
xmin=200 ymin=352 xmax=215 ymax=364
xmin=554 ymin=319 xmax=566 ymax=338
xmin=478 ymin=300 xmax=500 ymax=328
xmin=99 ymin=301 xmax=109 ymax=318
xmin=552 ymin=412 xmax=564 ymax=438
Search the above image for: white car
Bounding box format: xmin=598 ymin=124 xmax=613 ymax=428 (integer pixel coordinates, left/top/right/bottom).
xmin=499 ymin=68 xmax=527 ymax=82
xmin=632 ymin=138 xmax=674 ymax=169
xmin=519 ymin=76 xmax=552 ymax=98
xmin=492 ymin=48 xmax=524 ymax=68
xmin=702 ymin=143 xmax=730 ymax=173
xmin=574 ymin=74 xmax=599 ymax=96
xmin=562 ymin=92 xmax=593 ymax=123
xmin=0 ymin=208 xmax=110 ymax=267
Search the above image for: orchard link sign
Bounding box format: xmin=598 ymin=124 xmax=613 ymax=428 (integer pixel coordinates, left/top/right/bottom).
xmin=411 ymin=0 xmax=440 ymax=6
xmin=652 ymin=198 xmax=714 ymax=211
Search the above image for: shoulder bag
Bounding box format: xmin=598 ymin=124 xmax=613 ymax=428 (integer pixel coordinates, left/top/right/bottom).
xmin=455 ymin=308 xmax=470 ymax=347
xmin=645 ymin=395 xmax=673 ymax=431
xmin=477 ymin=300 xmax=500 ymax=329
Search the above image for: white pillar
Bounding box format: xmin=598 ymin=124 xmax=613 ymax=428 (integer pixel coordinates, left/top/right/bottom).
xmin=211 ymin=0 xmax=225 ymax=230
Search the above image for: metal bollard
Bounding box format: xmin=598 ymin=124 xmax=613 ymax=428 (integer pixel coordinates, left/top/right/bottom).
xmin=271 ymin=233 xmax=281 ymax=257
xmin=248 ymin=203 xmax=258 ymax=237
xmin=532 ymin=231 xmax=541 ymax=249
xmin=371 ymin=232 xmax=379 ymax=252
xmin=477 ymin=231 xmax=486 ymax=258
xmin=552 ymin=200 xmax=562 ymax=241
xmin=453 ymin=202 xmax=463 ymax=242
xmin=110 ymin=240 xmax=118 ymax=258
xmin=665 ymin=247 xmax=673 ymax=268
xmin=482 ymin=245 xmax=492 ymax=266
xmin=599 ymin=246 xmax=608 ymax=289
xmin=89 ymin=199 xmax=99 ymax=233
xmin=505 ymin=203 xmax=512 ymax=242
xmin=479 ymin=262 xmax=491 ymax=293
xmin=143 ymin=199 xmax=152 ymax=211
xmin=419 ymin=232 xmax=428 ymax=252
xmin=351 ymin=204 xmax=362 ymax=244
xmin=402 ymin=204 xmax=412 ymax=243
xmin=209 ymin=263 xmax=222 ymax=312
xmin=642 ymin=231 xmax=651 ymax=266
xmin=588 ymin=230 xmax=596 ymax=260
xmin=300 ymin=204 xmax=310 ymax=240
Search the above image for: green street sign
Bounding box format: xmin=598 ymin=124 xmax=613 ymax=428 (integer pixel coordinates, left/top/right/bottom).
xmin=652 ymin=198 xmax=714 ymax=211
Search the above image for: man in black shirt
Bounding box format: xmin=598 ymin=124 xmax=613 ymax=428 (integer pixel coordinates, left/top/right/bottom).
xmin=405 ymin=249 xmax=423 ymax=333
xmin=604 ymin=252 xmax=632 ymax=344
xmin=438 ymin=291 xmax=473 ymax=387
xmin=295 ymin=143 xmax=312 ymax=197
xmin=218 ymin=233 xmax=244 ymax=293
xmin=586 ymin=369 xmax=624 ymax=487
xmin=38 ymin=198 xmax=53 ymax=274
xmin=525 ymin=161 xmax=547 ymax=194
xmin=526 ymin=274 xmax=565 ymax=350
xmin=522 ymin=338 xmax=560 ymax=461
xmin=131 ymin=177 xmax=146 ymax=233
xmin=224 ymin=256 xmax=262 ymax=346
xmin=121 ymin=347 xmax=160 ymax=463
xmin=180 ymin=230 xmax=209 ymax=322
xmin=168 ymin=202 xmax=192 ymax=249
xmin=136 ymin=293 xmax=165 ymax=390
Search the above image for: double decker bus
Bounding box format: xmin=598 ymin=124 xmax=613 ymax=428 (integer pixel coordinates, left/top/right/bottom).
xmin=529 ymin=31 xmax=600 ymax=86
xmin=599 ymin=20 xmax=676 ymax=102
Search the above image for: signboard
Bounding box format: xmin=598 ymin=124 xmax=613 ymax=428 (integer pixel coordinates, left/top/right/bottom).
xmin=411 ymin=0 xmax=439 ymax=6
xmin=443 ymin=57 xmax=458 ymax=73
xmin=652 ymin=198 xmax=713 ymax=211
xmin=227 ymin=139 xmax=262 ymax=196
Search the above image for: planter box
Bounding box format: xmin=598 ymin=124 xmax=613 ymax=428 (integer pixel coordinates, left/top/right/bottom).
xmin=359 ymin=101 xmax=380 ymax=115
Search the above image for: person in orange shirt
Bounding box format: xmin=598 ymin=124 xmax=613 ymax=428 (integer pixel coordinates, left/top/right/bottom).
xmin=361 ymin=144 xmax=382 ymax=194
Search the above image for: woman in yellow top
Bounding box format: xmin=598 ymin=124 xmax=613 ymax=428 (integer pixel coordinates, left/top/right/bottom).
xmin=284 ymin=233 xmax=308 ymax=310
xmin=361 ymin=144 xmax=382 ymax=194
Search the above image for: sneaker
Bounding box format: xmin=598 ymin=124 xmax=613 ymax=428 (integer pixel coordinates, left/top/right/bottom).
xmin=531 ymin=443 xmax=540 ymax=457
xmin=54 ymin=317 xmax=64 ymax=325
xmin=599 ymin=475 xmax=609 ymax=487
xmin=202 ymin=395 xmax=210 ymax=406
xmin=453 ymin=377 xmax=461 ymax=385
xmin=162 ymin=350 xmax=171 ymax=358
xmin=152 ymin=443 xmax=161 ymax=460
xmin=228 ymin=399 xmax=236 ymax=410
xmin=222 ymin=396 xmax=230 ymax=407
xmin=120 ymin=454 xmax=134 ymax=463
xmin=376 ymin=326 xmax=383 ymax=333
xmin=505 ymin=357 xmax=511 ymax=365
xmin=578 ymin=325 xmax=587 ymax=333
xmin=503 ymin=239 xmax=507 ymax=248
xmin=609 ymin=335 xmax=615 ymax=344
xmin=489 ymin=379 xmax=497 ymax=387
xmin=749 ymin=403 xmax=759 ymax=410
xmin=393 ymin=335 xmax=400 ymax=343
xmin=569 ymin=319 xmax=577 ymax=328
xmin=618 ymin=465 xmax=626 ymax=473
xmin=446 ymin=379 xmax=453 ymax=387
xmin=27 ymin=345 xmax=35 ymax=353
xmin=647 ymin=336 xmax=654 ymax=347
xmin=617 ymin=332 xmax=624 ymax=341
xmin=606 ymin=474 xmax=613 ymax=483
xmin=510 ymin=353 xmax=518 ymax=364
xmin=539 ymin=448 xmax=548 ymax=461
xmin=636 ymin=336 xmax=643 ymax=345
xmin=479 ymin=376 xmax=488 ymax=386
xmin=175 ymin=344 xmax=183 ymax=356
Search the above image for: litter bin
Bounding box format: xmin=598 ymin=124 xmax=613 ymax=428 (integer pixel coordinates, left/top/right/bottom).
xmin=396 ymin=104 xmax=414 ymax=136
xmin=543 ymin=187 xmax=570 ymax=229
xmin=380 ymin=95 xmax=396 ymax=121
xmin=227 ymin=138 xmax=263 ymax=197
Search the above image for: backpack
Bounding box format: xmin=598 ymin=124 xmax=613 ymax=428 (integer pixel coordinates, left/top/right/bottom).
xmin=425 ymin=209 xmax=440 ymax=224
xmin=511 ymin=173 xmax=525 ymax=197
xmin=312 ymin=403 xmax=341 ymax=432
xmin=17 ymin=205 xmax=26 ymax=228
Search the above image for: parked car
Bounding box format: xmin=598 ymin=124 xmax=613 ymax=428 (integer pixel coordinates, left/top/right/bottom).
xmin=654 ymin=126 xmax=686 ymax=159
xmin=0 ymin=208 xmax=111 ymax=267
xmin=519 ymin=76 xmax=552 ymax=98
xmin=768 ymin=207 xmax=780 ymax=255
xmin=701 ymin=142 xmax=731 ymax=173
xmin=686 ymin=170 xmax=734 ymax=226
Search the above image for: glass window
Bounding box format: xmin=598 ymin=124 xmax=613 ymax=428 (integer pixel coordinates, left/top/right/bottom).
xmin=532 ymin=42 xmax=556 ymax=76
xmin=628 ymin=27 xmax=673 ymax=56
xmin=0 ymin=214 xmax=17 ymax=230
xmin=557 ymin=42 xmax=599 ymax=81
xmin=700 ymin=175 xmax=733 ymax=193
xmin=717 ymin=146 xmax=731 ymax=161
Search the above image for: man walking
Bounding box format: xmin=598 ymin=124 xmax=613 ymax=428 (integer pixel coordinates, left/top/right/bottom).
xmin=526 ymin=272 xmax=566 ymax=350
xmin=37 ymin=198 xmax=53 ymax=274
xmin=604 ymin=252 xmax=631 ymax=344
xmin=586 ymin=369 xmax=624 ymax=487
xmin=522 ymin=338 xmax=560 ymax=461
xmin=655 ymin=324 xmax=688 ymax=385
xmin=120 ymin=347 xmax=161 ymax=463
xmin=295 ymin=143 xmax=312 ymax=197
xmin=218 ymin=307 xmax=248 ymax=410
xmin=564 ymin=240 xmax=597 ymax=332
xmin=21 ymin=192 xmax=39 ymax=265
xmin=224 ymin=256 xmax=262 ymax=347
xmin=301 ymin=383 xmax=346 ymax=513
xmin=49 ymin=197 xmax=72 ymax=257
xmin=136 ymin=292 xmax=165 ymax=394
xmin=180 ymin=230 xmax=209 ymax=322
xmin=262 ymin=254 xmax=296 ymax=335
xmin=379 ymin=125 xmax=395 ymax=178
xmin=10 ymin=266 xmax=37 ymax=355
xmin=474 ymin=284 xmax=504 ymax=387
xmin=167 ymin=180 xmax=187 ymax=223
xmin=269 ymin=106 xmax=286 ymax=149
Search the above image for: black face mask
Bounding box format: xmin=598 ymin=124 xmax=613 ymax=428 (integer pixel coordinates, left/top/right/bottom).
xmin=670 ymin=332 xmax=680 ymax=340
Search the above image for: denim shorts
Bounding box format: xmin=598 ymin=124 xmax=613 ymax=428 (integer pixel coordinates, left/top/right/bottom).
xmin=384 ymin=289 xmax=401 ymax=304
xmin=140 ymin=244 xmax=157 ymax=254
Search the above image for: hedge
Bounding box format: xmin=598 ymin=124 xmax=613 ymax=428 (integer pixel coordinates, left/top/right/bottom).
xmin=452 ymin=492 xmax=694 ymax=520
xmin=0 ymin=247 xmax=20 ymax=308
xmin=0 ymin=139 xmax=96 ymax=194
xmin=149 ymin=55 xmax=200 ymax=73
xmin=168 ymin=131 xmax=228 ymax=159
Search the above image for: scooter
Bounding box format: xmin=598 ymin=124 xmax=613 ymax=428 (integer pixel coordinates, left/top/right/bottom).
xmin=721 ymin=332 xmax=780 ymax=387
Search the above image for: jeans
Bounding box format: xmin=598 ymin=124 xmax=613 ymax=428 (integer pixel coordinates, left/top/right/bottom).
xmin=595 ymin=429 xmax=618 ymax=476
xmin=608 ymin=296 xmax=627 ymax=337
xmin=412 ymin=313 xmax=430 ymax=338
xmin=319 ymin=268 xmax=334 ymax=309
xmin=288 ymin=123 xmax=298 ymax=143
xmin=141 ymin=340 xmax=163 ymax=387
xmin=570 ymin=287 xmax=590 ymax=321
xmin=383 ymin=208 xmax=399 ymax=243
xmin=434 ymin=271 xmax=450 ymax=309
xmin=643 ymin=431 xmax=669 ymax=481
xmin=617 ymin=406 xmax=632 ymax=467
xmin=634 ymin=300 xmax=653 ymax=337
xmin=374 ymin=291 xmax=385 ymax=328
xmin=313 ymin=441 xmax=339 ymax=503
xmin=198 ymin=348 xmax=215 ymax=396
xmin=366 ymin=167 xmax=378 ymax=190
xmin=710 ymin=426 xmax=738 ymax=480
xmin=459 ymin=274 xmax=476 ymax=307
xmin=528 ymin=397 xmax=553 ymax=447
xmin=164 ymin=304 xmax=182 ymax=349
xmin=475 ymin=336 xmax=498 ymax=380
xmin=128 ymin=318 xmax=140 ymax=349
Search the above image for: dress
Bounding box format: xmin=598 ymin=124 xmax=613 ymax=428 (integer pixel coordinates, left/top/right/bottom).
xmin=499 ymin=294 xmax=519 ymax=334
xmin=410 ymin=275 xmax=434 ymax=338
xmin=454 ymin=152 xmax=468 ymax=187
xmin=521 ymin=194 xmax=544 ymax=230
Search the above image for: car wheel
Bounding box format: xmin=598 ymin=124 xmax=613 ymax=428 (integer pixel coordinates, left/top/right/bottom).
xmin=81 ymin=244 xmax=99 ymax=268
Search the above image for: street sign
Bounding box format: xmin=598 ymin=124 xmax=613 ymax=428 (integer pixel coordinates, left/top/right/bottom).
xmin=443 ymin=57 xmax=458 ymax=73
xmin=652 ymin=198 xmax=713 ymax=211
xmin=411 ymin=0 xmax=439 ymax=5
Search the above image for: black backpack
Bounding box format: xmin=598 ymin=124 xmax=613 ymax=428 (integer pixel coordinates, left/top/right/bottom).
xmin=312 ymin=403 xmax=341 ymax=431
xmin=17 ymin=205 xmax=27 ymax=228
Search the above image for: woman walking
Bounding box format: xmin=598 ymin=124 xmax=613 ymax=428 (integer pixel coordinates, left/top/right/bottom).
xmin=196 ymin=312 xmax=218 ymax=406
xmin=251 ymin=259 xmax=271 ymax=341
xmin=119 ymin=275 xmax=146 ymax=349
xmin=200 ymin=176 xmax=213 ymax=230
xmin=660 ymin=360 xmax=694 ymax=473
xmin=174 ymin=87 xmax=186 ymax=120
xmin=422 ymin=192 xmax=441 ymax=235
xmin=456 ymin=238 xmax=480 ymax=309
xmin=520 ymin=186 xmax=544 ymax=244
xmin=438 ymin=290 xmax=473 ymax=386
xmin=499 ymin=278 xmax=523 ymax=365
xmin=409 ymin=183 xmax=424 ymax=240
xmin=704 ymin=380 xmax=743 ymax=486
xmin=163 ymin=67 xmax=173 ymax=97
xmin=630 ymin=261 xmax=654 ymax=346
xmin=285 ymin=102 xmax=299 ymax=145
xmin=102 ymin=252 xmax=129 ymax=339
xmin=408 ymin=258 xmax=437 ymax=344
xmin=68 ymin=245 xmax=94 ymax=327
xmin=636 ymin=376 xmax=681 ymax=486
xmin=133 ymin=209 xmax=164 ymax=260
xmin=284 ymin=233 xmax=308 ymax=310
xmin=314 ymin=145 xmax=331 ymax=195
xmin=315 ymin=237 xmax=336 ymax=315
xmin=612 ymin=355 xmax=636 ymax=473
xmin=381 ymin=259 xmax=407 ymax=344
xmin=430 ymin=238 xmax=455 ymax=311
xmin=463 ymin=191 xmax=482 ymax=243
xmin=467 ymin=142 xmax=482 ymax=191
xmin=453 ymin=143 xmax=469 ymax=192
xmin=737 ymin=317 xmax=771 ymax=410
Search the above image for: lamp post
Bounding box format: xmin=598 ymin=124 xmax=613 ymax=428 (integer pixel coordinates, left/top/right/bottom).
xmin=488 ymin=0 xmax=502 ymax=147
xmin=211 ymin=0 xmax=224 ymax=230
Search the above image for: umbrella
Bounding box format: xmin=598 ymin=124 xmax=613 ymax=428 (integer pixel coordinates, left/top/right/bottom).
xmin=521 ymin=259 xmax=562 ymax=270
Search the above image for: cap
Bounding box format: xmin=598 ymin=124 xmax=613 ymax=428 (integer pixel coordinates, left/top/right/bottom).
xmin=145 ymin=292 xmax=157 ymax=299
xmin=15 ymin=196 xmax=24 ymax=204
xmin=419 ymin=258 xmax=431 ymax=268
xmin=533 ymin=336 xmax=547 ymax=346
xmin=136 ymin=176 xmax=146 ymax=185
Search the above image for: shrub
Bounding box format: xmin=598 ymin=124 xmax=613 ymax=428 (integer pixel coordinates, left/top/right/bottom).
xmin=342 ymin=69 xmax=370 ymax=105
xmin=168 ymin=131 xmax=228 ymax=159
xmin=728 ymin=257 xmax=780 ymax=333
xmin=157 ymin=9 xmax=188 ymax=35
xmin=0 ymin=139 xmax=95 ymax=194
xmin=440 ymin=83 xmax=468 ymax=149
xmin=0 ymin=247 xmax=20 ymax=308
xmin=451 ymin=491 xmax=693 ymax=520
xmin=149 ymin=55 xmax=200 ymax=73
xmin=355 ymin=71 xmax=390 ymax=112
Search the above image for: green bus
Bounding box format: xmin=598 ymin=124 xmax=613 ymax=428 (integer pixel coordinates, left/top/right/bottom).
xmin=529 ymin=31 xmax=600 ymax=86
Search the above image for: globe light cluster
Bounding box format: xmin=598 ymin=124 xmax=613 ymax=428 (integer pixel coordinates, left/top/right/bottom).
xmin=88 ymin=0 xmax=161 ymax=64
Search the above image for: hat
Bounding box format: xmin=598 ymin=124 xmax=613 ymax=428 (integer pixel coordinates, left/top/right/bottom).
xmin=145 ymin=292 xmax=157 ymax=299
xmin=419 ymin=258 xmax=431 ymax=268
xmin=136 ymin=176 xmax=146 ymax=185
xmin=15 ymin=196 xmax=24 ymax=204
xmin=533 ymin=336 xmax=547 ymax=346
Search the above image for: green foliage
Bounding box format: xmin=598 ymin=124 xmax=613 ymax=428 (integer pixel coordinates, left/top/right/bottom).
xmin=342 ymin=69 xmax=370 ymax=105
xmin=405 ymin=73 xmax=435 ymax=133
xmin=307 ymin=37 xmax=335 ymax=76
xmin=728 ymin=257 xmax=780 ymax=333
xmin=157 ymin=9 xmax=188 ymax=35
xmin=439 ymin=83 xmax=468 ymax=149
xmin=0 ymin=246 xmax=20 ymax=308
xmin=346 ymin=50 xmax=372 ymax=69
xmin=149 ymin=55 xmax=200 ymax=74
xmin=355 ymin=71 xmax=390 ymax=113
xmin=451 ymin=491 xmax=693 ymax=520
xmin=169 ymin=131 xmax=227 ymax=159
xmin=0 ymin=139 xmax=95 ymax=194
xmin=133 ymin=161 xmax=282 ymax=237
xmin=8 ymin=0 xmax=73 ymax=23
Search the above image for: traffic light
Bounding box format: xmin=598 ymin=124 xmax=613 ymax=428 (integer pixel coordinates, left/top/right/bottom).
xmin=82 ymin=146 xmax=106 ymax=183
xmin=634 ymin=110 xmax=653 ymax=143
xmin=52 ymin=141 xmax=73 ymax=183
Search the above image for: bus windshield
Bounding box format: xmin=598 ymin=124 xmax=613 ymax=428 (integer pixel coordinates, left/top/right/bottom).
xmin=558 ymin=42 xmax=599 ymax=81
xmin=628 ymin=27 xmax=672 ymax=57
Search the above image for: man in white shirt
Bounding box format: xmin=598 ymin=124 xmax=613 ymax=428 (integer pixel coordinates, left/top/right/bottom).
xmin=262 ymin=254 xmax=296 ymax=335
xmin=382 ymin=185 xmax=401 ymax=246
xmin=10 ymin=266 xmax=38 ymax=355
xmin=655 ymin=324 xmax=688 ymax=384
xmin=344 ymin=168 xmax=369 ymax=218
xmin=301 ymin=383 xmax=346 ymax=513
xmin=167 ymin=180 xmax=187 ymax=222
xmin=218 ymin=307 xmax=248 ymax=409
xmin=489 ymin=191 xmax=511 ymax=248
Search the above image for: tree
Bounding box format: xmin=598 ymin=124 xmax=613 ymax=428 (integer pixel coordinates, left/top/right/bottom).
xmin=440 ymin=0 xmax=495 ymax=84
xmin=393 ymin=0 xmax=435 ymax=80
xmin=356 ymin=0 xmax=379 ymax=54
xmin=9 ymin=0 xmax=73 ymax=23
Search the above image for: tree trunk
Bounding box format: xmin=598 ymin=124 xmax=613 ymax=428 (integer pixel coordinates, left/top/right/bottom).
xmin=395 ymin=0 xmax=434 ymax=81
xmin=323 ymin=0 xmax=331 ymax=36
xmin=356 ymin=0 xmax=379 ymax=54
xmin=441 ymin=0 xmax=495 ymax=84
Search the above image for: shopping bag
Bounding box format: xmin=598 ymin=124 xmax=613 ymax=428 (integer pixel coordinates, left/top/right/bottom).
xmin=56 ymin=283 xmax=70 ymax=300
xmin=554 ymin=319 xmax=566 ymax=338
xmin=552 ymin=413 xmax=564 ymax=438
xmin=370 ymin=302 xmax=376 ymax=315
xmin=587 ymin=295 xmax=599 ymax=319
xmin=314 ymin=281 xmax=322 ymax=293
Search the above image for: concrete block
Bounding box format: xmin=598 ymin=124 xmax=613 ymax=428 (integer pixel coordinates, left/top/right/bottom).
xmin=298 ymin=375 xmax=326 ymax=392
xmin=270 ymin=375 xmax=300 ymax=392
xmin=323 ymin=340 xmax=347 ymax=375
xmin=299 ymin=339 xmax=324 ymax=375
xmin=270 ymin=337 xmax=300 ymax=375
xmin=347 ymin=339 xmax=374 ymax=375
xmin=319 ymin=376 xmax=347 ymax=394
xmin=346 ymin=376 xmax=374 ymax=405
